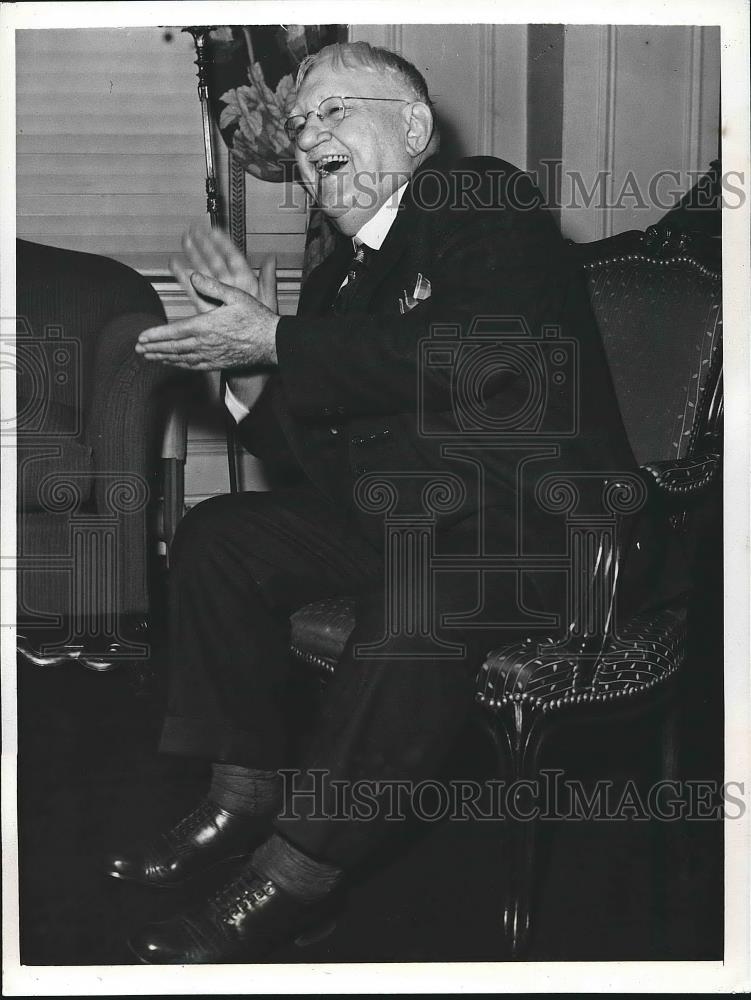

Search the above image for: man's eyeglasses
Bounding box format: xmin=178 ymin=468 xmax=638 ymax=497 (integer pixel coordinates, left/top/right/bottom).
xmin=283 ymin=96 xmax=410 ymax=144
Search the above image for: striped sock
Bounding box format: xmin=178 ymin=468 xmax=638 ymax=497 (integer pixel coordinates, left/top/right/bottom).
xmin=208 ymin=763 xmax=282 ymax=817
xmin=250 ymin=834 xmax=343 ymax=902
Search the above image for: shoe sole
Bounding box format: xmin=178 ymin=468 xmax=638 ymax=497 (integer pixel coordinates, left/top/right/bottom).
xmin=127 ymin=916 xmax=339 ymax=965
xmin=294 ymin=918 xmax=338 ymax=947
xmin=107 ymin=852 xmax=250 ymax=889
xmin=128 ymin=939 xmax=152 ymax=964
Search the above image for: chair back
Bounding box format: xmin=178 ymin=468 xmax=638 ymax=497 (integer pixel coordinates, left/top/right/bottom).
xmin=572 ymin=228 xmax=722 ymax=466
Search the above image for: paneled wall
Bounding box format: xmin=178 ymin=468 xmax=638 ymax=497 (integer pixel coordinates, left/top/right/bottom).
xmin=350 ymin=24 xmax=528 ymax=168
xmin=354 ymin=23 xmax=720 ymax=242
xmin=560 ymin=25 xmax=720 ymax=242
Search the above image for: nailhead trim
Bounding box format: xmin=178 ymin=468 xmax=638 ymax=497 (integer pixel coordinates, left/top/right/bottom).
xmin=475 ymin=608 xmax=686 ymax=716
xmin=582 ymin=253 xmax=720 ymax=281
xmin=643 ymin=455 xmax=720 ymax=495
xmin=290 ymin=644 xmax=337 ymax=675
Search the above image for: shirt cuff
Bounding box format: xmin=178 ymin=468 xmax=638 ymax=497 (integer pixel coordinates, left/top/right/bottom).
xmin=224 ymin=383 xmax=251 ymax=424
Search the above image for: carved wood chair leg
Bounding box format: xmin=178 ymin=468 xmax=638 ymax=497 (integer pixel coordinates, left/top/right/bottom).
xmin=487 ymin=703 xmax=545 ymax=958
xmin=162 ymin=457 xmax=185 ymax=560
xmin=660 ymin=695 xmax=681 ymax=783
xmin=650 ymin=692 xmax=683 ymax=954
xmin=503 ymin=807 xmax=537 ymax=957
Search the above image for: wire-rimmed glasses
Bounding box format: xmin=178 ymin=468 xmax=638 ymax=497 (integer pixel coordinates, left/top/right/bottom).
xmin=284 ymin=96 xmax=411 ymax=144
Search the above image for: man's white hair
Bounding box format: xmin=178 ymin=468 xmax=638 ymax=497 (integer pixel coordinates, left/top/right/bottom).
xmin=296 ymin=41 xmax=433 ymax=106
xmin=294 ymin=41 xmax=439 ymax=154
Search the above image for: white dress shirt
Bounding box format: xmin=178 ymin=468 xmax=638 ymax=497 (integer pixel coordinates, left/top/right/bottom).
xmin=225 ymin=182 xmax=409 ymax=424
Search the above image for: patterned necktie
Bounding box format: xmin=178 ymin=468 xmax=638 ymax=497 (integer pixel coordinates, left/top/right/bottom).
xmin=332 ymin=242 xmax=373 ymax=314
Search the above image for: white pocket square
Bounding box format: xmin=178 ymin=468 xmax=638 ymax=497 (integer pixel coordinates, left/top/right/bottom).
xmin=399 ymin=273 xmax=431 ymax=314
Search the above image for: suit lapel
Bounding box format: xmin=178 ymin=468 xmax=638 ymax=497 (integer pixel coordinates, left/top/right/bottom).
xmin=351 ymin=155 xmax=445 ymax=311
xmin=351 ymin=206 xmax=411 ymax=311
xmin=298 ymin=238 xmax=352 ymax=316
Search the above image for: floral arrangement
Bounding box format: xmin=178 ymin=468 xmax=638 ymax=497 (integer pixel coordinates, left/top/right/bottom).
xmin=218 ymin=62 xmax=296 ymax=183
xmin=212 ymin=25 xmax=343 ymax=183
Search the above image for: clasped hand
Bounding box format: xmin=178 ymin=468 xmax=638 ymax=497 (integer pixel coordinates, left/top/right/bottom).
xmin=136 ymin=224 xmax=280 ymax=371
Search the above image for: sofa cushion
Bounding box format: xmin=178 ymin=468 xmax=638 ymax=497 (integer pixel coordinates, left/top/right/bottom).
xmin=17 ymin=396 xmax=93 ymax=512
xmin=16 ymin=393 xmax=81 ymax=439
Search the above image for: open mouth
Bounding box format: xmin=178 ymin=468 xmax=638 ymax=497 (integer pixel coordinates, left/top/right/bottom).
xmin=315 ymin=154 xmax=350 ymax=176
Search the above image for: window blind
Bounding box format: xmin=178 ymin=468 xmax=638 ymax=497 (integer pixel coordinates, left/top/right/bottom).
xmin=16 ymin=26 xmax=307 ymax=276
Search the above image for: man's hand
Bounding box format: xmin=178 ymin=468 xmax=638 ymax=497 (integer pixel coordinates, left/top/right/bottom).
xmin=170 ymin=224 xmax=278 ymax=314
xmin=136 ymin=273 xmax=279 ymax=371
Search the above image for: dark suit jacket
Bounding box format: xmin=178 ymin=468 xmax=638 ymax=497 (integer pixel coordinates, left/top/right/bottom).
xmin=237 ymin=155 xmax=639 ymax=564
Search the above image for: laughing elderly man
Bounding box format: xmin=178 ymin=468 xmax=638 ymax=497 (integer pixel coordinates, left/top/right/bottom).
xmin=110 ymin=41 xmax=639 ymax=963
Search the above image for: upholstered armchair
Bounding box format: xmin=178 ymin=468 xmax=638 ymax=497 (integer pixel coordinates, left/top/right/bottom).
xmin=287 ymin=225 xmax=722 ymax=955
xmin=15 ymin=239 xmax=184 ymax=670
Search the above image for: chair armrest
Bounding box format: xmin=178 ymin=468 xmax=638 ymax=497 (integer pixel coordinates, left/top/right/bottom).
xmin=82 ymin=309 xmax=185 ymax=610
xmin=641 ymin=454 xmax=721 ymax=501
xmin=162 ymin=406 xmax=188 ymax=462
xmin=160 ymin=401 xmax=188 ymax=552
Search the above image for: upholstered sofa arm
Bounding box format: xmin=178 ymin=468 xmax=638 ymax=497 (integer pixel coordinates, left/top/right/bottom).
xmin=87 ymin=310 xmax=177 ymax=477
xmin=641 ymin=453 xmax=721 ymax=500
xmin=86 ymin=310 xmax=183 ymax=609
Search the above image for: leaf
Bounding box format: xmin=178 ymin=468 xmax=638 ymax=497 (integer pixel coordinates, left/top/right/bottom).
xmin=219 ymin=57 xmax=296 ymax=179
xmin=284 ymin=25 xmax=310 ymax=64
xmin=219 ymin=105 xmax=240 ymax=131
xmin=248 ymin=61 xmax=277 ymax=108
xmin=237 ymin=108 xmax=264 ymax=140
xmin=237 ymin=87 xmax=262 ymax=121
xmin=218 ymin=88 xmax=242 ymax=125
xmin=232 ymin=131 xmax=285 ymax=181
xmin=276 ymin=74 xmax=296 ymax=111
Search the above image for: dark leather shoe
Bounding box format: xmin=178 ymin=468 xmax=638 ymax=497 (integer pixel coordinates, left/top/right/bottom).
xmin=128 ymin=867 xmax=337 ymax=964
xmin=106 ymin=800 xmax=270 ymax=888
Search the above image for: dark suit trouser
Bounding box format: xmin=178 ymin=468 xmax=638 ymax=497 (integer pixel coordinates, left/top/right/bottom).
xmin=158 ymin=485 xmax=554 ymax=868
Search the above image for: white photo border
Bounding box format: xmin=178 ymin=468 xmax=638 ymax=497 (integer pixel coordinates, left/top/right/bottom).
xmin=1 ymin=0 xmax=749 ymax=994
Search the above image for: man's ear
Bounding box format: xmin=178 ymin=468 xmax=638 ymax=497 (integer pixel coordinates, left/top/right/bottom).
xmin=403 ymin=102 xmax=434 ymax=157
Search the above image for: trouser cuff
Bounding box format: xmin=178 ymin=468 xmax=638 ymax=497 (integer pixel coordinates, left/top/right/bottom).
xmin=159 ymin=715 xmax=284 ymax=769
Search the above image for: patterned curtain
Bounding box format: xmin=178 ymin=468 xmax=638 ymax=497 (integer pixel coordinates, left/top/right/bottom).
xmin=207 ymin=25 xmax=346 ymax=279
